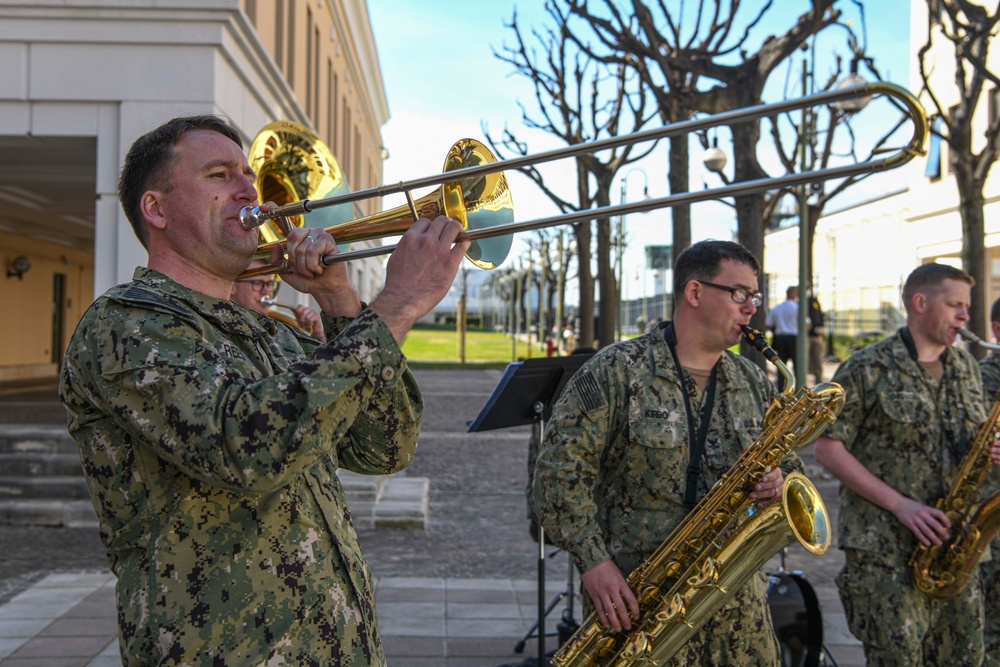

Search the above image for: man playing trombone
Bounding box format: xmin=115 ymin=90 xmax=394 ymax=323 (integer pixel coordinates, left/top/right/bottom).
xmin=231 ymin=259 xmax=327 ymax=342
xmin=59 ymin=114 xmax=468 ymax=666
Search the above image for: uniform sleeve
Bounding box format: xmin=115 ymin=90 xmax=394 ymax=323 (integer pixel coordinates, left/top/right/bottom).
xmin=62 ymin=304 xmax=420 ymax=493
xmin=531 ymin=357 xmax=622 ymax=573
xmin=821 ymin=355 xmax=867 ymax=450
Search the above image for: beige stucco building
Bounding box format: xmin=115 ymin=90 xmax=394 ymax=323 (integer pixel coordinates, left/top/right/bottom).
xmin=0 ymin=0 xmax=389 ymax=381
xmin=764 ymin=1 xmax=1000 ymax=336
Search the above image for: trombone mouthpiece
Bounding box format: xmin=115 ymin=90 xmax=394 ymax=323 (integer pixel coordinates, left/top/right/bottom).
xmin=239 ymin=205 xmax=267 ymax=230
xmin=260 ymin=296 xmax=276 ymax=306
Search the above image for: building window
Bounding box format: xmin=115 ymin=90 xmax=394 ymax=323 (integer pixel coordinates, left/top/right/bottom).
xmin=330 ymin=70 xmax=338 ymax=153
xmin=305 ymin=7 xmax=313 ymax=119
xmin=354 ymin=127 xmax=361 ymax=191
xmin=286 ymin=0 xmax=296 ymax=88
xmin=926 ymin=116 xmax=942 ymax=181
xmin=343 ymin=104 xmax=351 ymax=186
xmin=275 ymin=0 xmax=284 ymax=71
xmin=313 ymin=26 xmax=321 ymax=121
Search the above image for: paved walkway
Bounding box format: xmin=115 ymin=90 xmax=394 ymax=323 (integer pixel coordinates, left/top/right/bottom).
xmin=0 ymin=568 xmax=862 ymax=667
xmin=0 ymin=366 xmax=865 ymax=666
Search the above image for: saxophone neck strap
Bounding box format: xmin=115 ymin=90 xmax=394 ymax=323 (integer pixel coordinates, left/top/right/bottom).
xmin=664 ymin=323 xmax=719 ymax=508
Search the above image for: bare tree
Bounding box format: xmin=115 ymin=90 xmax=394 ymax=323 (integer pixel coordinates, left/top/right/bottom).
xmin=561 ymin=0 xmax=841 ymax=338
xmin=917 ymin=0 xmax=1000 ymax=353
xmin=484 ymin=5 xmax=658 ymax=348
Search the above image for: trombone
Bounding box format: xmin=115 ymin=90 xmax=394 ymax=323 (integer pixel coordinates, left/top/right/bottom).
xmin=238 ymin=81 xmax=927 ymax=279
xmin=260 ymin=296 xmax=315 ymax=335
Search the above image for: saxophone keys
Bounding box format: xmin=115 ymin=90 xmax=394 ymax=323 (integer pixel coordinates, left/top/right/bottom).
xmin=656 ymin=593 xmax=693 ymax=628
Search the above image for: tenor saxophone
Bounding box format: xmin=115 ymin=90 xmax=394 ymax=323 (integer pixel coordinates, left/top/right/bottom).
xmin=909 ymin=327 xmax=1000 ymax=599
xmin=551 ymin=326 xmax=844 ymax=667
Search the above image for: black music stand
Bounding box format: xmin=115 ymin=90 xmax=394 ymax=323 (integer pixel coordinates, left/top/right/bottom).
xmin=468 ymin=353 xmax=593 ymax=667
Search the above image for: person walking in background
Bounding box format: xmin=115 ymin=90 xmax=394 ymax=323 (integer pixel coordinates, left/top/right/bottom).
xmin=532 ymin=240 xmax=798 ymax=665
xmin=814 ymin=263 xmax=998 ymax=666
xmin=976 ymin=297 xmax=1000 ymax=667
xmin=59 ymin=114 xmax=468 ymax=666
xmin=766 ymin=285 xmax=799 ymax=391
xmin=807 ymin=288 xmax=825 ymax=385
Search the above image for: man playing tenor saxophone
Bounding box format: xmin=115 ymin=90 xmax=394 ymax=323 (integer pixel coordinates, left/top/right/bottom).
xmin=532 ymin=240 xmax=800 ymax=665
xmin=815 ymin=263 xmax=1000 ymax=667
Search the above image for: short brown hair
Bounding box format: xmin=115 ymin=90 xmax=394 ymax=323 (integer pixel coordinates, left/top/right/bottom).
xmin=673 ymin=240 xmax=760 ymax=298
xmin=118 ymin=115 xmax=243 ymax=249
xmin=901 ymin=263 xmax=974 ymax=311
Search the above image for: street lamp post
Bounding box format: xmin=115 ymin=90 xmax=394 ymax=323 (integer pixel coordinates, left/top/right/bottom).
xmin=618 ymin=169 xmax=649 ymax=340
xmin=796 ymin=57 xmax=813 ymax=390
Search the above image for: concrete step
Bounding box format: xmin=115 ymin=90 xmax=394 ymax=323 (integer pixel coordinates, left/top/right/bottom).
xmin=0 ymin=425 xmax=429 ymax=530
xmin=0 ymin=425 xmax=77 ymax=454
xmin=0 ymin=498 xmax=97 ymax=527
xmin=1 ymin=452 xmax=83 ymax=476
xmin=0 ymin=476 xmax=91 ymax=501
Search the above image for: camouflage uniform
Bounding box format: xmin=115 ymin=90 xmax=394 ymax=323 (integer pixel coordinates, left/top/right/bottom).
xmin=59 ymin=268 xmax=421 ymax=667
xmin=978 ymin=353 xmax=1000 ymax=667
xmin=532 ymin=325 xmax=803 ymax=666
xmin=825 ymin=328 xmax=986 ymax=666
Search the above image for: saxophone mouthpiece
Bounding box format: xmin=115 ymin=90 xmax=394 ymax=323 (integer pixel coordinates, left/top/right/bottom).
xmin=740 ymin=325 xmax=779 ymax=363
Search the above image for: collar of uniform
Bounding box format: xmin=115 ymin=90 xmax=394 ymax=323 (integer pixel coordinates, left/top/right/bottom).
xmin=131 ymin=267 xmax=277 ymax=339
xmin=651 ymin=324 xmax=751 ymax=392
xmin=889 ymin=327 xmax=954 ymax=379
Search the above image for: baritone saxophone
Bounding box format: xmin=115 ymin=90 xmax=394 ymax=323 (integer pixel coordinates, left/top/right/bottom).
xmin=551 ymin=326 xmax=843 ymax=667
xmin=910 ymin=328 xmax=1000 ymax=599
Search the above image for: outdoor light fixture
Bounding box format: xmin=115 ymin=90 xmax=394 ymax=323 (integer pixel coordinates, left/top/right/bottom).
xmin=7 ymin=255 xmax=30 ymax=280
xmin=703 ymin=137 xmax=727 ymax=173
xmin=834 ymin=56 xmax=872 ymax=113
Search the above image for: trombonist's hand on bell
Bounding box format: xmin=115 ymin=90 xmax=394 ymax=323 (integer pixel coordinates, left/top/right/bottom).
xmin=371 ymin=215 xmax=469 ymax=344
xmin=294 ymin=305 xmax=326 ymax=343
xmin=278 ymin=227 xmax=362 ymax=318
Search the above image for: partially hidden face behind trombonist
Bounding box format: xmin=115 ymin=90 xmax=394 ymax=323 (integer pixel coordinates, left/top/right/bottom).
xmin=231 ymin=261 xmax=327 ymax=342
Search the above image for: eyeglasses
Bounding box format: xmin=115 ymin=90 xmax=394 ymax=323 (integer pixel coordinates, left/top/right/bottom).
xmin=697 ymin=280 xmax=764 ymax=307
xmin=236 ymin=279 xmax=278 ymax=293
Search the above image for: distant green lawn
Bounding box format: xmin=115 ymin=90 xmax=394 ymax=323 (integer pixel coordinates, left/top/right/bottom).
xmin=401 ymin=326 xmax=546 ymax=364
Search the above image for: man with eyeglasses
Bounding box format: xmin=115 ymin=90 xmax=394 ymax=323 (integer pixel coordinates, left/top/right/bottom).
xmin=231 ymin=260 xmax=327 ymax=342
xmin=533 ymin=239 xmax=801 ymax=665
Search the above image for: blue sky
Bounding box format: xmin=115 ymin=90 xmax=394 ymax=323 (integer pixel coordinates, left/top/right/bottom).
xmin=368 ymin=1 xmax=912 ymax=297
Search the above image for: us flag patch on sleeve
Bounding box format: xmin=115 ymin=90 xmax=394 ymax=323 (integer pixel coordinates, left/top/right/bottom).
xmin=575 ymin=370 xmax=607 ymax=414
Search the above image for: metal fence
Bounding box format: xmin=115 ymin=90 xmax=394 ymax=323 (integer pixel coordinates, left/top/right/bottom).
xmin=615 ymin=282 xmax=904 ymax=341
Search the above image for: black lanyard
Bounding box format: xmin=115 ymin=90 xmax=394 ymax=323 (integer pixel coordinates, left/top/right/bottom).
xmin=664 ymin=324 xmax=719 ymax=508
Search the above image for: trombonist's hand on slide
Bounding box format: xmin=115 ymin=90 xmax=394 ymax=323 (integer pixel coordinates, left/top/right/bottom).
xmin=371 ymin=215 xmax=469 ymax=344
xmin=274 ymin=224 xmax=362 ymax=319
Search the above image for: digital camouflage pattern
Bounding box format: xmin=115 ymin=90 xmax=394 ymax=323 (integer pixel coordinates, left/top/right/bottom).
xmin=59 ymin=268 xmax=421 ymax=666
xmin=824 ymin=329 xmax=985 ymax=666
xmin=836 ymin=549 xmax=984 ymax=667
xmin=977 ymin=353 xmax=1000 ymax=666
xmin=532 ymin=326 xmax=803 ymax=665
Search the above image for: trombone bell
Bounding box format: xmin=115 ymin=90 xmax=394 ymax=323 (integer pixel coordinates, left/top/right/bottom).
xmin=243 ymin=134 xmax=515 ymax=274
xmin=247 ymin=120 xmax=353 ymax=254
